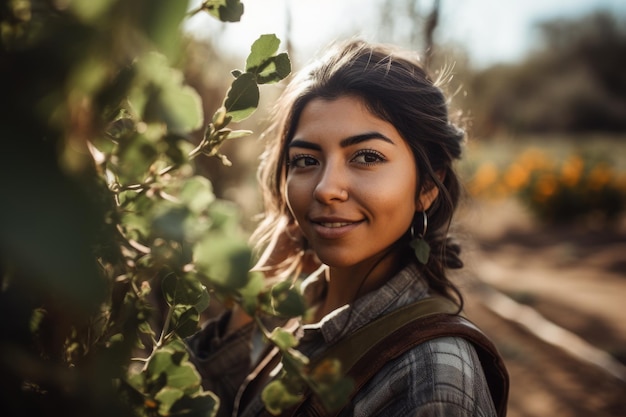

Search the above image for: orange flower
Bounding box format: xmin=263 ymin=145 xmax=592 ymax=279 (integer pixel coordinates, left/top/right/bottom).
xmin=560 ymin=155 xmax=584 ymax=187
xmin=587 ymin=164 xmax=613 ymax=191
xmin=534 ymin=173 xmax=557 ymax=202
xmin=468 ymin=162 xmax=499 ymax=196
xmin=519 ymin=148 xmax=552 ymax=172
xmin=504 ymin=162 xmax=530 ymax=191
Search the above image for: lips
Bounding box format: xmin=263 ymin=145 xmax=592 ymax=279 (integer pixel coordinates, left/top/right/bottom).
xmin=309 ymin=216 xmax=364 ymax=239
xmin=318 ymin=221 xmax=353 ymax=228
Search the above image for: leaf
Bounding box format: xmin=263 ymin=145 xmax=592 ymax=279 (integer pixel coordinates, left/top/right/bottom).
xmin=281 ymin=348 xmax=310 ymax=375
xmin=152 ymin=206 xmax=190 ymax=242
xmin=164 ymin=133 xmax=194 ymax=166
xmin=68 ymin=0 xmax=115 ymax=22
xmin=146 ymin=349 xmax=201 ymax=394
xmin=309 ymin=358 xmax=342 ymax=385
xmin=127 ymin=371 xmax=146 ymax=392
xmin=293 ymin=359 xmax=354 ymax=412
xmin=207 ymin=199 xmax=241 ymax=232
xmin=141 ymin=0 xmax=189 ymax=60
xmin=161 ymin=274 xmax=209 ymax=308
xmin=203 ymin=0 xmax=245 ymax=22
xmin=223 ymin=72 xmax=259 ymax=122
xmin=315 ymin=376 xmax=354 ymax=412
xmin=115 ymin=133 xmax=159 ymax=184
xmin=238 ymin=271 xmax=264 ymax=315
xmin=261 ymin=380 xmax=302 ymax=416
xmin=179 ymin=176 xmax=215 ymax=214
xmin=166 ymin=362 xmax=202 ymax=393
xmin=131 ymin=52 xmax=204 ymax=133
xmin=171 ymin=305 xmax=200 ymax=339
xmin=169 ymin=391 xmax=220 ymax=417
xmin=155 ymin=386 xmax=184 ymax=415
xmin=410 ymin=238 xmax=431 ymax=264
xmin=165 ymin=339 xmax=189 ymax=354
xmin=269 ymin=327 xmax=298 ymax=350
xmin=193 ymin=234 xmax=252 ymax=291
xmin=194 ymin=286 xmax=211 ymax=314
xmin=29 ymin=308 xmax=46 ymax=333
xmin=246 ymin=34 xmax=281 ymax=71
xmin=270 ymin=281 xmax=307 ymax=318
xmin=138 ymin=321 xmax=156 ymax=337
xmin=222 ymin=129 xmax=254 ymax=140
xmin=245 ymin=35 xmax=291 ymax=85
xmin=211 ymin=106 xmax=231 ymax=128
xmin=160 ymin=82 xmax=204 ymax=132
xmin=254 ymin=53 xmax=292 ymax=85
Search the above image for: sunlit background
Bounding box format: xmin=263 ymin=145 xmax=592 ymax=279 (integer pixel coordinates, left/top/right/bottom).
xmin=182 ymin=2 xmax=626 ymax=416
xmin=1 ymin=1 xmax=624 ymax=416
xmin=186 ymin=0 xmax=626 ymax=68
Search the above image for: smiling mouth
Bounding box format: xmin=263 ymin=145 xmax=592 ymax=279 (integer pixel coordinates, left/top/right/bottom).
xmin=318 ymin=222 xmax=354 ymax=228
xmin=310 ymin=219 xmax=363 ymax=239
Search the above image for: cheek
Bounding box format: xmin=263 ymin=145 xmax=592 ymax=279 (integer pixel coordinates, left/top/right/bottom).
xmin=368 ymin=189 xmax=416 ymax=224
xmin=362 ymin=172 xmax=417 ymax=212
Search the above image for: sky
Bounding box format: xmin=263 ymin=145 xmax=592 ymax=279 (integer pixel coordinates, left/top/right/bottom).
xmin=185 ymin=0 xmax=626 ymax=69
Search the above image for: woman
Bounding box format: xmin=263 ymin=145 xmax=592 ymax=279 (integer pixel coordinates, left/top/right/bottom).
xmin=187 ymin=39 xmax=508 ymax=417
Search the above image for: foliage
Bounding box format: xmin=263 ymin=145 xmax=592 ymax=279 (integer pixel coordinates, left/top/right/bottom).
xmin=463 ymin=11 xmax=626 ymax=137
xmin=261 ymin=327 xmax=353 ymax=415
xmin=0 ymin=1 xmax=348 ymax=416
xmin=465 ymin=146 xmax=626 ymax=224
xmin=367 ymin=5 xmax=626 ymax=138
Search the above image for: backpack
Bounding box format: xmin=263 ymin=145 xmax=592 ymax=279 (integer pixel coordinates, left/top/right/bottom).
xmin=253 ymin=296 xmax=509 ymax=417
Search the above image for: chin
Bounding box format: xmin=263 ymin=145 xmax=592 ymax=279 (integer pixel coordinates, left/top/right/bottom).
xmin=314 ymin=255 xmax=355 ymax=269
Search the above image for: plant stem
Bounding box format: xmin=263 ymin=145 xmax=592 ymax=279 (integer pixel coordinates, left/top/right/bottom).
xmin=157 ymin=304 xmax=174 ymax=348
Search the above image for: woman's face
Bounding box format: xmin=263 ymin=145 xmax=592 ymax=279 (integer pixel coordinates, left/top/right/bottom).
xmin=286 ymin=95 xmax=426 ymax=271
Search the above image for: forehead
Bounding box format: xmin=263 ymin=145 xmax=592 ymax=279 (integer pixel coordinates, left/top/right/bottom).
xmin=293 ymin=95 xmax=398 ymax=140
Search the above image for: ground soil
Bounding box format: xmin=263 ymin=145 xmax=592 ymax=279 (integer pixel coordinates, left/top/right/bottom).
xmin=455 ymin=199 xmax=626 ymax=417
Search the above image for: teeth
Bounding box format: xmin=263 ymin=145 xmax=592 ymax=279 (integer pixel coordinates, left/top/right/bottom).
xmin=320 ymin=222 xmax=351 ymax=228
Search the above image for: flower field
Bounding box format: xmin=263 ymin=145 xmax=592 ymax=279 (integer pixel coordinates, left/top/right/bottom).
xmin=461 ymin=135 xmax=626 ymax=224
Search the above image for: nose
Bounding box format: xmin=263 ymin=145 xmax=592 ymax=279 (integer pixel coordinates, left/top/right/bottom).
xmin=313 ymin=161 xmax=348 ymax=204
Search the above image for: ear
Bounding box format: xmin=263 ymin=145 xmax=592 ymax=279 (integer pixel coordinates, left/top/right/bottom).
xmin=415 ymin=171 xmax=445 ymax=211
xmin=416 ymin=183 xmax=439 ymax=211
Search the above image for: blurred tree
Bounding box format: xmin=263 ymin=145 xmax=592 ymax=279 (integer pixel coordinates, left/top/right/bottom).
xmin=377 ymin=0 xmax=441 ymax=68
xmin=466 ymin=11 xmax=626 ymax=137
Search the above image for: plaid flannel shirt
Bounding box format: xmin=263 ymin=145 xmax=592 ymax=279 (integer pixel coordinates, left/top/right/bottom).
xmin=186 ymin=263 xmax=498 ymax=417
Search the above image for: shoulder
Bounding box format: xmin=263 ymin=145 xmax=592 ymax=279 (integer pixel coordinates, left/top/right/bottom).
xmin=351 ymin=336 xmax=497 ymax=417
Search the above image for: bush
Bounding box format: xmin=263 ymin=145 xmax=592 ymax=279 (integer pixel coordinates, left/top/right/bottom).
xmin=465 ymin=147 xmax=626 ymax=224
xmin=0 ymin=1 xmax=326 ymax=417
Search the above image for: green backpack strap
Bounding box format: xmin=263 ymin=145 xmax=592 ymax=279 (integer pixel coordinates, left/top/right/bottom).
xmin=286 ymin=296 xmax=509 ymax=417
xmin=309 ymin=295 xmax=460 ymax=373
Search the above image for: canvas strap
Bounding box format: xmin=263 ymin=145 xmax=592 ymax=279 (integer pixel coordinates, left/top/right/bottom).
xmin=257 ymin=296 xmax=509 ymax=417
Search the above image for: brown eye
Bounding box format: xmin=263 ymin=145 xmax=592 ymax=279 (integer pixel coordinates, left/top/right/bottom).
xmin=352 ymin=150 xmax=385 ymax=165
xmin=288 ymin=154 xmax=318 ymax=168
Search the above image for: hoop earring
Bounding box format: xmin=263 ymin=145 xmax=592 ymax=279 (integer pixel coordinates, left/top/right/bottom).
xmin=410 ymin=211 xmax=430 ymax=265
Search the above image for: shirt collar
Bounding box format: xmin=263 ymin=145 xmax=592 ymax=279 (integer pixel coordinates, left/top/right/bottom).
xmin=301 ymin=262 xmax=430 ymax=345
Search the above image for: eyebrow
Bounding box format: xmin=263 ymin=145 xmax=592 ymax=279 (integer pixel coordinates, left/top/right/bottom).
xmin=288 ymin=132 xmax=395 ymax=150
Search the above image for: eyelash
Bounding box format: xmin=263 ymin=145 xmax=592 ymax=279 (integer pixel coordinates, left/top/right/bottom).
xmin=287 ymin=154 xmax=317 ymax=168
xmin=351 ymin=149 xmax=386 ymax=166
xmin=287 ymin=149 xmax=386 ymax=169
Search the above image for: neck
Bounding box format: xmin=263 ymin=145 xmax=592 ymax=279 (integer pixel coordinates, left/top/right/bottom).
xmin=313 ymin=250 xmax=405 ymax=322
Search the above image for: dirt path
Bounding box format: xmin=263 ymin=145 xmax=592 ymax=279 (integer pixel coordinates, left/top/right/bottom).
xmin=456 ymin=199 xmax=626 ymax=417
xmin=464 ymin=297 xmax=626 ymax=417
